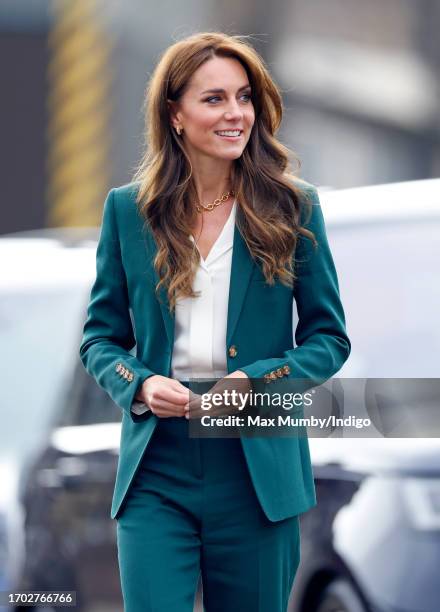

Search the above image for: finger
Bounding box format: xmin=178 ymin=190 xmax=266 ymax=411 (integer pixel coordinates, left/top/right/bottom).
xmin=171 ymin=379 xmax=193 ymax=394
xmin=156 ymin=409 xmax=185 ymax=418
xmin=154 ymin=407 xmax=186 ymax=418
xmin=155 ymin=387 xmax=189 ymax=405
xmin=183 ymin=391 xmax=202 ymax=407
xmin=150 ymin=399 xmax=187 ymax=416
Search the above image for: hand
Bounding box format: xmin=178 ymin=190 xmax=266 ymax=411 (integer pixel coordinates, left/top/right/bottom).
xmin=184 ymin=370 xmax=251 ymax=420
xmin=137 ymin=375 xmax=190 ymax=418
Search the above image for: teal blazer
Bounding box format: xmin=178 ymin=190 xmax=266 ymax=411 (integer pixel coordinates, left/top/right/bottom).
xmin=79 ymin=179 xmax=350 ymax=521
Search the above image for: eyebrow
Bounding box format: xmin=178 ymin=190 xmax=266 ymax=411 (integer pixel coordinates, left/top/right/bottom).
xmin=200 ymin=85 xmax=252 ymax=95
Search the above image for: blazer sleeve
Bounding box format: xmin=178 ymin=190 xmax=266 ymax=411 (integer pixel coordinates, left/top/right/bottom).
xmin=238 ymin=185 xmax=351 ymax=391
xmin=79 ymin=188 xmax=156 ymax=422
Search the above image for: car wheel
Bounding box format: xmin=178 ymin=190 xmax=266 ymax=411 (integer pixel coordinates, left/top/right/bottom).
xmin=315 ymin=577 xmax=367 ymax=612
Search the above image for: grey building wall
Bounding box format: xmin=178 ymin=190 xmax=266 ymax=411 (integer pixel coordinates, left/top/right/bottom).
xmin=1 ymin=0 xmax=439 ymax=231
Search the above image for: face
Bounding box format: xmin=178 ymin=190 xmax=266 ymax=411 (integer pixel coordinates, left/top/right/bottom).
xmin=168 ymin=56 xmax=255 ymax=165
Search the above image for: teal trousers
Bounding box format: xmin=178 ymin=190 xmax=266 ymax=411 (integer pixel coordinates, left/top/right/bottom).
xmin=116 ymin=385 xmax=301 ymax=611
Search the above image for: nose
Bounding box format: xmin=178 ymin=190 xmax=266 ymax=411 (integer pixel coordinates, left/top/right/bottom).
xmin=224 ymin=99 xmax=244 ymax=121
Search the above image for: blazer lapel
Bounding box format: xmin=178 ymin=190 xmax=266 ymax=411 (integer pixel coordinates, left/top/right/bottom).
xmin=156 ymin=278 xmax=175 ymax=347
xmin=226 ymin=224 xmax=255 ymax=345
xmin=142 ymin=228 xmax=175 ymax=347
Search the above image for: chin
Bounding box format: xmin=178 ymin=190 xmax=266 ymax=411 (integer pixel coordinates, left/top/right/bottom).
xmin=213 ymin=148 xmax=246 ymax=161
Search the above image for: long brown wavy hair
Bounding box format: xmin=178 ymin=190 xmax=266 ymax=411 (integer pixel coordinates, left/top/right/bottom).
xmin=132 ymin=31 xmax=316 ymax=310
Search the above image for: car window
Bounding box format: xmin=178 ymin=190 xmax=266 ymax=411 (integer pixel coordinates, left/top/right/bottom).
xmin=328 ymin=219 xmax=440 ymax=377
xmin=0 ymin=286 xmax=92 ymax=461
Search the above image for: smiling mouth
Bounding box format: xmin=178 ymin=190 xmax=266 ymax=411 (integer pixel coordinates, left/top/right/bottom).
xmin=214 ymin=130 xmax=243 ymax=138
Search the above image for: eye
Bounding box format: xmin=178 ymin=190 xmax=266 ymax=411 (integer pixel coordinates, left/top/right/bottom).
xmin=204 ymin=93 xmax=252 ymax=104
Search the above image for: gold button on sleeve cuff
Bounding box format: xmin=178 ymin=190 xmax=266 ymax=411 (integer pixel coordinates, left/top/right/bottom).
xmin=228 ymin=345 xmax=238 ymax=358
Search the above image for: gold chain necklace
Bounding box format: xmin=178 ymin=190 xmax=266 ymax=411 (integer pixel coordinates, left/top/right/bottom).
xmin=196 ymin=190 xmax=235 ymax=213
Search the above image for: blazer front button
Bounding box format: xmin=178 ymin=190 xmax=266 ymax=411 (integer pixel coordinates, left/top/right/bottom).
xmin=228 ymin=345 xmax=238 ymax=358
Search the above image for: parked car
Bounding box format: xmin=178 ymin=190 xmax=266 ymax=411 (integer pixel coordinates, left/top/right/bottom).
xmin=2 ymin=179 xmax=439 ymax=612
xmin=0 ymin=229 xmax=103 ymax=612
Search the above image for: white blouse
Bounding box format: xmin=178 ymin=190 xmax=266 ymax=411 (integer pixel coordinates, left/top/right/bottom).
xmin=131 ymin=200 xmax=237 ymax=415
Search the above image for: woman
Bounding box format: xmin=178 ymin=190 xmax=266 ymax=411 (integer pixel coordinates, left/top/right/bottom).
xmin=79 ymin=31 xmax=350 ymax=612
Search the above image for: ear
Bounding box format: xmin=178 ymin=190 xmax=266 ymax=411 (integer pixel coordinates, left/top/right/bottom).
xmin=167 ymin=99 xmax=181 ymax=130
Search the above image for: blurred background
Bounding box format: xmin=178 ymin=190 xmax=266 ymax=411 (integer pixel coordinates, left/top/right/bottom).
xmin=1 ymin=0 xmax=440 ymax=232
xmin=1 ymin=2 xmax=440 ymax=612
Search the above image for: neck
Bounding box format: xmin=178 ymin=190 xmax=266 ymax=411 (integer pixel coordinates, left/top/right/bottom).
xmin=190 ymin=157 xmax=233 ymax=204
